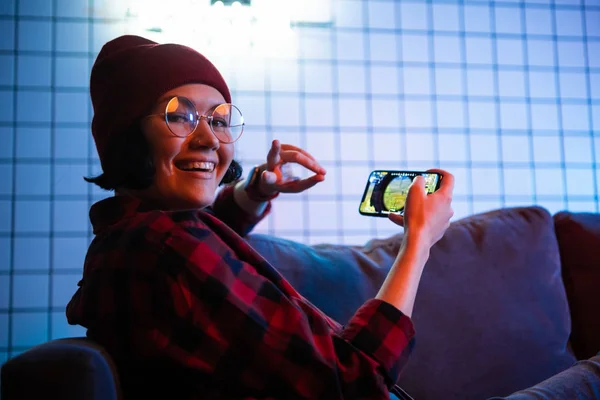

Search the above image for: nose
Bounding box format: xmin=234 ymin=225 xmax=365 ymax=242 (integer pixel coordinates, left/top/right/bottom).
xmin=189 ymin=118 xmax=219 ymax=150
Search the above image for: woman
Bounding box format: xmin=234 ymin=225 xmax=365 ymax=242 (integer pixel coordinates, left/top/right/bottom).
xmin=66 ymin=35 xmax=455 ymax=400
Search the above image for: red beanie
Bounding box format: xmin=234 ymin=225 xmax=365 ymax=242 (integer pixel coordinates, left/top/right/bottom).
xmin=90 ymin=35 xmax=231 ymax=166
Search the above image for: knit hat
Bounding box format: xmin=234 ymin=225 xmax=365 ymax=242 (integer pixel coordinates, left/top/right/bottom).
xmin=90 ymin=35 xmax=231 ymax=167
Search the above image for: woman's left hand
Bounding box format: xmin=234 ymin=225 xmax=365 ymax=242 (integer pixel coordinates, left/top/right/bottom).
xmin=256 ymin=140 xmax=326 ymax=197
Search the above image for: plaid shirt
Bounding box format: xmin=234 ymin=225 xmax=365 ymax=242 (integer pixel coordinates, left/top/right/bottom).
xmin=66 ymin=185 xmax=415 ymax=399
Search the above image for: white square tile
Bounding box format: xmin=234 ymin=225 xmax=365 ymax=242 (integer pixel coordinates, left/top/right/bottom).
xmin=15 ymin=164 xmax=50 ymax=195
xmin=270 ymin=95 xmax=300 ymax=127
xmin=0 ymin=165 xmax=12 ymax=196
xmin=435 ymin=68 xmax=463 ymax=96
xmin=468 ymin=102 xmax=498 ymax=130
xmin=0 ymin=237 xmax=10 ymax=272
xmin=0 ymin=275 xmax=8 ymax=308
xmin=558 ymin=41 xmax=586 ymax=68
xmin=53 ymin=164 xmax=89 ymax=196
xmin=53 ymin=237 xmax=88 ymax=269
xmin=335 ymin=0 xmax=364 ymax=28
xmin=448 ymin=166 xmax=470 ymax=197
xmin=303 ymin=63 xmax=333 ymax=94
xmin=369 ymin=32 xmax=398 ymax=62
xmin=406 ymin=131 xmax=436 ymax=163
xmin=56 ymin=0 xmax=90 ymax=18
xmin=307 ymin=168 xmax=337 ymax=196
xmin=401 ymin=34 xmax=430 ymax=62
xmin=305 ymin=97 xmax=335 ymax=127
xmin=0 ymin=200 xmax=13 ymax=233
xmin=586 ymin=11 xmax=600 ymax=37
xmin=498 ymin=70 xmax=525 ymax=98
xmin=56 ymin=22 xmax=89 ymax=52
xmin=466 ymin=69 xmax=495 ymax=96
xmin=471 ymin=167 xmax=501 ymax=196
xmin=300 ymin=30 xmax=332 ymax=59
xmin=12 ymin=274 xmax=49 ymax=308
xmin=54 ymin=128 xmax=89 ymax=159
xmin=434 ymin=36 xmax=462 ymax=63
xmin=465 ymin=37 xmax=493 ymax=64
xmin=336 ymin=31 xmax=365 ymax=61
xmin=436 ymin=100 xmax=464 ymax=128
xmin=527 ymin=39 xmax=555 ymax=67
xmin=501 ymin=135 xmax=531 ymax=163
xmin=403 ymin=67 xmax=431 ymax=95
xmin=373 ymin=132 xmax=402 ymax=162
xmin=494 ymin=6 xmax=522 ymax=34
xmin=17 ymin=55 xmax=51 ymax=86
xmin=555 ymin=9 xmax=584 ymax=36
xmin=19 ymin=0 xmax=52 ymax=16
xmin=464 ymin=5 xmax=491 ymax=32
xmin=531 ymin=104 xmax=559 ymax=131
xmin=55 ymin=57 xmax=90 ymax=87
xmin=371 ymin=98 xmax=401 ymax=129
xmin=590 ymin=73 xmax=600 ymax=99
xmin=272 ymin=199 xmax=305 ymax=230
xmin=533 ymin=135 xmax=562 ymax=163
xmin=306 ymin=131 xmax=336 ymax=162
xmin=433 ymin=4 xmax=460 ymax=31
xmin=500 ymin=103 xmax=528 ymax=130
xmin=400 ymin=2 xmax=427 ymax=30
xmin=308 ymin=200 xmax=339 ymax=231
xmin=340 ymin=132 xmax=370 ymax=161
xmin=590 ymin=42 xmax=600 ymax=68
xmin=55 ymin=92 xmax=89 ymax=123
xmin=404 ymin=100 xmax=432 ymax=128
xmin=337 ymin=64 xmax=366 ymax=94
xmin=470 ymin=134 xmax=499 ymax=163
xmin=0 ymin=0 xmax=15 ymax=16
xmin=16 ymin=127 xmax=51 ymax=158
xmin=438 ymin=134 xmax=468 ymax=162
xmin=234 ymin=60 xmax=266 ymax=92
xmin=14 ymin=200 xmax=50 ymax=232
xmin=13 ymin=237 xmax=50 ymax=271
xmin=564 ymin=136 xmax=593 ymax=164
xmin=338 ymin=98 xmax=368 ymax=129
xmin=562 ymin=104 xmax=590 ymax=132
xmin=341 ymin=199 xmax=373 ymax=231
xmin=525 ymin=8 xmax=553 ymax=35
xmin=566 ymin=168 xmax=595 ymax=196
xmin=51 ymin=274 xmax=81 ymax=308
xmin=0 ymin=55 xmax=13 ymax=85
xmin=17 ymin=91 xmax=51 ymax=123
xmin=503 ymin=168 xmax=533 ymax=196
xmin=0 ymin=21 xmax=15 ymax=51
xmin=496 ymin=39 xmax=523 ymax=66
xmin=368 ymin=1 xmax=397 ymax=29
xmin=18 ymin=21 xmax=51 ymax=51
xmin=11 ymin=312 xmax=48 ymax=347
xmin=529 ymin=71 xmax=557 ymax=98
xmin=370 ymin=65 xmax=399 ymax=95
xmin=0 ymin=90 xmax=14 ymax=122
xmin=269 ymin=60 xmax=299 ymax=92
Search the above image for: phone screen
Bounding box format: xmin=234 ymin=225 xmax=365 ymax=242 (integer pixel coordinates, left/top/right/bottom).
xmin=358 ymin=170 xmax=442 ymax=217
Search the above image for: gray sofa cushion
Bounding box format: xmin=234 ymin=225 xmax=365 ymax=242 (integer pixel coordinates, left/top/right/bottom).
xmin=247 ymin=206 xmax=577 ymax=400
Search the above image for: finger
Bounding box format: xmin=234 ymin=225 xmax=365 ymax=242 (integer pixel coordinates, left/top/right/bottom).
xmin=266 ymin=140 xmax=281 ymax=171
xmin=280 ymin=144 xmax=317 ymax=162
xmin=280 ymin=150 xmax=327 ymax=175
xmin=261 ymin=170 xmax=278 ymax=185
xmin=426 ymin=168 xmax=454 ymax=193
xmin=277 ymin=174 xmax=325 ymax=193
xmin=388 ymin=212 xmax=405 ymax=227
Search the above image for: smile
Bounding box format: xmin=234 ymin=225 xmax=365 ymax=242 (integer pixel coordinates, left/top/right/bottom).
xmin=176 ymin=161 xmax=216 ymax=172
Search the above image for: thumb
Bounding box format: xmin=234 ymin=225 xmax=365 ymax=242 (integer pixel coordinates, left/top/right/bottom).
xmin=261 ymin=170 xmax=278 ymax=185
xmin=406 ymin=175 xmax=426 ymax=204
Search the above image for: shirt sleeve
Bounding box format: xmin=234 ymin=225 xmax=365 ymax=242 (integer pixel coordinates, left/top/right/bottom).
xmin=123 ymin=216 xmax=414 ymax=399
xmin=210 ymin=184 xmax=270 ymax=237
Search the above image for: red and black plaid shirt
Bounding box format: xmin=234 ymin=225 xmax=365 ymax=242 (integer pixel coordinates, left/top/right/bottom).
xmin=66 ymin=186 xmax=415 ymax=399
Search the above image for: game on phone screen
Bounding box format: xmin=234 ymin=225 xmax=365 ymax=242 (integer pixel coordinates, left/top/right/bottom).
xmin=359 ymin=170 xmax=441 ymax=217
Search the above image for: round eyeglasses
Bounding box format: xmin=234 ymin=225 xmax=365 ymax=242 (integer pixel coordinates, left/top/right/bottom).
xmin=146 ymin=96 xmax=245 ymax=143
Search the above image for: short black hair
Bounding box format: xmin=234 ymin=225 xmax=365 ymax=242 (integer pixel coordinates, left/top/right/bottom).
xmin=85 ymin=123 xmax=243 ymax=191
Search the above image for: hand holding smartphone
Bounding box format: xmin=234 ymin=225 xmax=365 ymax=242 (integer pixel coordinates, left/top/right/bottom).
xmin=359 ymin=170 xmax=443 ymax=217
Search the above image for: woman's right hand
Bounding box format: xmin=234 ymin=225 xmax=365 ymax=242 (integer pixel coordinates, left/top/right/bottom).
xmin=389 ymin=169 xmax=455 ymax=249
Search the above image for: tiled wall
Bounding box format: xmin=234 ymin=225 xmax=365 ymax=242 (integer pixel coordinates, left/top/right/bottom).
xmin=0 ymin=0 xmax=598 ymax=361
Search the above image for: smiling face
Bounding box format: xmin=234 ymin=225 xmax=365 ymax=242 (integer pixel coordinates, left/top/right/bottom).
xmin=136 ymin=83 xmax=234 ymax=210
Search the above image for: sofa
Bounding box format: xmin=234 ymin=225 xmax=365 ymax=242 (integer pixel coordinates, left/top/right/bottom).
xmin=2 ymin=205 xmax=600 ymax=399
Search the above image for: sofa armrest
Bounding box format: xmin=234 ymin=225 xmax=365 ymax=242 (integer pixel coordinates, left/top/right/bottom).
xmin=1 ymin=337 xmax=121 ymax=400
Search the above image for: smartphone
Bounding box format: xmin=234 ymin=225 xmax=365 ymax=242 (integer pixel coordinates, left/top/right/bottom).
xmin=358 ymin=170 xmax=443 ymax=217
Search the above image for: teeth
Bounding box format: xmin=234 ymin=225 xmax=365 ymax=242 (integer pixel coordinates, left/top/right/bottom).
xmin=180 ymin=162 xmax=215 ymax=172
